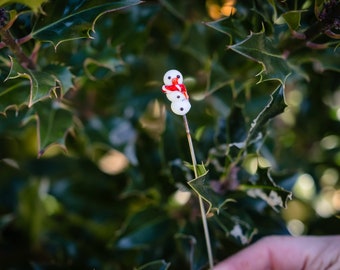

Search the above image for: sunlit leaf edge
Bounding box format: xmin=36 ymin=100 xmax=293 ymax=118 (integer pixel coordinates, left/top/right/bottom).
xmin=30 ymin=0 xmax=144 ymax=48
xmin=228 ymin=27 xmax=292 ymax=85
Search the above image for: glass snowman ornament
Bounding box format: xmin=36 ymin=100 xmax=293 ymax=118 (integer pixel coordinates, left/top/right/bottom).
xmin=162 ymin=69 xmax=191 ymax=116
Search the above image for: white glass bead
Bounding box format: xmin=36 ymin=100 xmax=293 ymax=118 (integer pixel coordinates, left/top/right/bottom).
xmin=171 ymin=99 xmax=191 ymax=115
xmin=166 ymin=91 xmax=186 ymax=102
xmin=163 ymin=69 xmax=183 ymax=85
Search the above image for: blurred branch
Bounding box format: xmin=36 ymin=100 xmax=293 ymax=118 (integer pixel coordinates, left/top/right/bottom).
xmin=0 ymin=8 xmax=35 ymax=69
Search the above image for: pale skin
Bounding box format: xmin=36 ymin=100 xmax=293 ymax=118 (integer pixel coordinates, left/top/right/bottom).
xmin=214 ymin=235 xmax=340 ymax=270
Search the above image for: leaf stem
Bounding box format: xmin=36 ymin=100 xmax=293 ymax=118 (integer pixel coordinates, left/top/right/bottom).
xmin=183 ymin=114 xmax=214 ymax=269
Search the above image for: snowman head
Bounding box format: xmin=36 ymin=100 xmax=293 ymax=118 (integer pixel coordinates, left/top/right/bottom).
xmin=163 ymin=69 xmax=183 ymax=86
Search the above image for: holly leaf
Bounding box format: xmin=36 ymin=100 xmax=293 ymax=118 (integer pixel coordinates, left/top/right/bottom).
xmin=83 ymin=46 xmax=126 ymax=80
xmin=247 ymin=84 xmax=287 ymax=143
xmin=294 ymin=48 xmax=340 ymax=73
xmin=228 ymin=29 xmax=292 ymax=84
xmin=5 ymin=56 xmax=57 ymax=107
xmin=0 ymin=105 xmax=29 ymax=134
xmin=34 ymin=100 xmax=74 ymax=156
xmin=241 ymin=167 xmax=293 ymax=211
xmin=46 ymin=64 xmax=74 ymax=93
xmin=4 ymin=57 xmax=74 ymax=109
xmin=204 ymin=17 xmax=248 ymax=45
xmin=314 ymin=0 xmax=325 ymax=17
xmin=0 ymin=0 xmax=48 ymax=13
xmin=213 ymin=212 xmax=257 ymax=245
xmin=278 ymin=10 xmax=305 ymax=30
xmin=136 ymin=260 xmax=171 ymax=270
xmin=187 ymin=164 xmax=233 ymax=214
xmin=30 ymin=0 xmax=143 ymax=48
xmin=0 ymin=79 xmax=30 ymax=113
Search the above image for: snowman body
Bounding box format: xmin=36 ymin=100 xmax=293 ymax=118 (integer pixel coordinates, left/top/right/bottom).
xmin=162 ymin=69 xmax=191 ymax=116
xmin=170 ymin=99 xmax=191 ymax=115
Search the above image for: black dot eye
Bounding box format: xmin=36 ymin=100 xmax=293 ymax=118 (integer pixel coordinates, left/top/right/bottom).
xmin=180 ymin=107 xmax=184 ymax=111
xmin=168 ymin=76 xmax=171 ymax=80
xmin=177 ymin=75 xmax=180 ymax=78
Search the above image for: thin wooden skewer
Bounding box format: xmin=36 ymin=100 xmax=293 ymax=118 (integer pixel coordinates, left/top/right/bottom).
xmin=183 ymin=114 xmax=214 ymax=269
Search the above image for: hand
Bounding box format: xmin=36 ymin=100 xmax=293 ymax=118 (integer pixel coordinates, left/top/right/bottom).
xmin=214 ymin=235 xmax=340 ymax=270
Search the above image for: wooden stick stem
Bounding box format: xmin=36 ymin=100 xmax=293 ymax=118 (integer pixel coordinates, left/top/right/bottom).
xmin=183 ymin=114 xmax=214 ymax=269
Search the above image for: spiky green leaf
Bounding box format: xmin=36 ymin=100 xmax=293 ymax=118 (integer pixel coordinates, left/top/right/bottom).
xmin=187 ymin=164 xmax=234 ymax=214
xmin=241 ymin=167 xmax=293 ymax=211
xmin=6 ymin=56 xmax=57 ymax=107
xmin=31 ymin=0 xmax=143 ymax=47
xmin=136 ymin=260 xmax=171 ymax=270
xmin=279 ymin=10 xmax=305 ymax=30
xmin=228 ymin=30 xmax=292 ymax=84
xmin=204 ymin=17 xmax=247 ymax=45
xmin=247 ymin=84 xmax=287 ymax=143
xmin=34 ymin=100 xmax=74 ymax=156
xmin=2 ymin=57 xmax=74 ymax=110
xmin=213 ymin=212 xmax=257 ymax=245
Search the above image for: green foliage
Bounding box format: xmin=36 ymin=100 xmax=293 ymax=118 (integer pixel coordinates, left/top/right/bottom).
xmin=228 ymin=30 xmax=292 ymax=84
xmin=0 ymin=0 xmax=340 ymax=269
xmin=31 ymin=0 xmax=143 ymax=47
xmin=0 ymin=0 xmax=47 ymax=13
